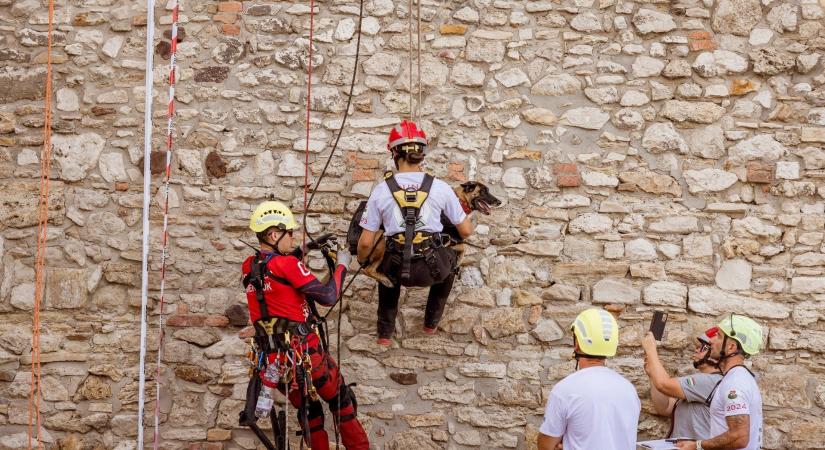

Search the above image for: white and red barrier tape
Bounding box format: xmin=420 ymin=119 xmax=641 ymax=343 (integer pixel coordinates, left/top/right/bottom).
xmin=138 ymin=0 xmax=179 ymax=448
xmin=152 ymin=1 xmax=180 ymax=448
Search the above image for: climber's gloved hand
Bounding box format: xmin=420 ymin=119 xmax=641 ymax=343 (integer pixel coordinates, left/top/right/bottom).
xmin=335 ymin=249 xmax=352 ymax=268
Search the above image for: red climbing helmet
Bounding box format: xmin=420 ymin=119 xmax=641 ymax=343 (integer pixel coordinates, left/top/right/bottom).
xmin=387 ymin=120 xmax=428 ymax=152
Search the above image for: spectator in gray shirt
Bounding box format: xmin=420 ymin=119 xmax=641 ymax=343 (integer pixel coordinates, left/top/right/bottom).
xmin=641 ymin=327 xmax=723 ymax=440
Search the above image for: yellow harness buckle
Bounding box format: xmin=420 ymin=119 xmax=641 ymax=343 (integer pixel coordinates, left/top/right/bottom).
xmin=392 ymin=189 xmax=428 ymax=209
xmin=256 ymin=318 xmax=278 ymax=335
xmin=392 ymin=232 xmax=430 ymax=245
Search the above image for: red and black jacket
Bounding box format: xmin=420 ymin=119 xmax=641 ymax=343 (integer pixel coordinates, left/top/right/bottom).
xmin=242 ymin=251 xmax=346 ymax=324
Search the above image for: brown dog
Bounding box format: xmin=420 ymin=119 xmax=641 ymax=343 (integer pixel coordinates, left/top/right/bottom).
xmin=359 ymin=181 xmax=501 ymax=288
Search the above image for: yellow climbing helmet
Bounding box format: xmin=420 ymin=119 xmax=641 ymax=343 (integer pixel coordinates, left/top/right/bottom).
xmin=570 ymin=308 xmax=619 ymax=357
xmin=717 ymin=314 xmax=763 ymax=356
xmin=249 ymin=201 xmax=296 ymax=233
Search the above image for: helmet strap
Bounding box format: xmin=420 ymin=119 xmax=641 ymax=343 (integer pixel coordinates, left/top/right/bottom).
xmin=693 ymin=347 xmax=718 ymax=369
xmin=715 ymin=334 xmax=741 ymax=370
xmin=571 ymin=337 xmax=605 ymax=371
xmin=272 ymin=230 xmax=290 ymax=256
xmin=261 ymin=228 xmax=290 ymax=256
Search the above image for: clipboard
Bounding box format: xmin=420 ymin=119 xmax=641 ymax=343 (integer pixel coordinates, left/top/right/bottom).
xmin=636 ymin=439 xmax=681 ymax=449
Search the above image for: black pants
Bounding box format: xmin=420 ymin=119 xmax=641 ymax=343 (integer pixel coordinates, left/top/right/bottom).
xmin=377 ymin=271 xmax=456 ymax=338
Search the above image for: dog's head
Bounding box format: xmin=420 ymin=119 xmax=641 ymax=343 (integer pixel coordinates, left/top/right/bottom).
xmin=458 ymin=181 xmax=502 ymax=215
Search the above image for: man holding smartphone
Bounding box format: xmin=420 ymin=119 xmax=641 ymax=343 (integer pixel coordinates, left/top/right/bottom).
xmin=675 ymin=315 xmax=764 ymax=450
xmin=641 ymin=327 xmax=723 ymax=440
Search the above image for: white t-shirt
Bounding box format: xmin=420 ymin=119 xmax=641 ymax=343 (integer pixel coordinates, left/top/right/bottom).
xmin=708 ymin=366 xmax=763 ymax=450
xmin=540 ymin=366 xmax=641 ymax=450
xmin=359 ymin=172 xmax=467 ymax=235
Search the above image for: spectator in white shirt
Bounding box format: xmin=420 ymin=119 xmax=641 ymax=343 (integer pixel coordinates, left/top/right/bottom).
xmin=676 ymin=315 xmax=764 ymax=450
xmin=538 ymin=308 xmax=640 ymax=450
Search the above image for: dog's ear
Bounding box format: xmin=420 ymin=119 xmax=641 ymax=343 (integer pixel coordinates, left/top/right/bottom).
xmin=460 ymin=181 xmax=477 ymax=192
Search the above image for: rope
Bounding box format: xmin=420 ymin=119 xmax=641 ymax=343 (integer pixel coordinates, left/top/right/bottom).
xmin=137 ymin=0 xmax=157 ymax=446
xmin=324 ymin=237 xmax=380 ymax=450
xmin=301 ymin=0 xmax=316 ymax=260
xmin=28 ymin=1 xmax=55 ymax=448
xmin=408 ymin=0 xmax=413 ymax=120
xmin=151 ymin=1 xmax=179 ymax=448
xmin=291 ymin=0 xmax=366 ymax=444
xmin=416 ymin=0 xmax=422 ymax=120
xmin=302 ymin=0 xmax=364 ymax=225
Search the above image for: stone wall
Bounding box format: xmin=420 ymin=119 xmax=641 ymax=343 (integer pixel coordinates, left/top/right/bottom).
xmin=1 ymin=0 xmax=825 ymax=448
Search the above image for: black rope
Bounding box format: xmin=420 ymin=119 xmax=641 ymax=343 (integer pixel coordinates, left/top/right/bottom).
xmin=298 ymin=0 xmax=366 ymax=445
xmin=301 ymin=0 xmax=366 ymax=242
xmin=323 ymin=235 xmax=379 ymax=449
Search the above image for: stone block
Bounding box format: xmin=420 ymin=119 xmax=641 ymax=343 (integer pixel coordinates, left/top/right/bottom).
xmin=45 ymin=268 xmax=88 ymax=309
xmin=746 ymin=162 xmax=773 ymax=183
xmin=480 ymin=308 xmax=526 ymax=338
xmin=643 ymin=281 xmax=688 ymax=307
xmin=0 ymin=67 xmax=46 ymax=103
xmin=688 ymin=286 xmax=790 ymax=319
xmin=715 ymin=259 xmax=752 ymax=291
xmin=0 ymin=181 xmax=65 ymax=228
xmin=418 ymin=380 xmax=476 ymax=405
xmin=592 ymin=278 xmax=640 ymax=304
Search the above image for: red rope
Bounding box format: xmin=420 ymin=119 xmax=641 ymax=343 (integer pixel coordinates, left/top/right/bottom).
xmin=302 ymin=0 xmax=315 ymax=256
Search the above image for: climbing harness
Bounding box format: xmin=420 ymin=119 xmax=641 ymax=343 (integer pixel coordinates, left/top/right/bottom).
xmin=239 ymin=244 xmax=362 ymax=450
xmin=385 ymin=172 xmax=434 ymax=282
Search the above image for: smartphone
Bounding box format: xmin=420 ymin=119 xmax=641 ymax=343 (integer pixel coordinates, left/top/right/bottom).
xmin=649 ymin=311 xmax=668 ymax=341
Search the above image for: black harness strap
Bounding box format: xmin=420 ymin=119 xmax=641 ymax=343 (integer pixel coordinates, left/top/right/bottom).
xmin=385 ymin=173 xmax=434 ymax=282
xmin=242 ymin=250 xmax=330 ymax=450
xmin=704 ymin=364 xmax=755 ymax=407
xmin=243 ymin=252 xmax=329 ymax=350
xmin=243 ymin=252 xmax=273 ymax=319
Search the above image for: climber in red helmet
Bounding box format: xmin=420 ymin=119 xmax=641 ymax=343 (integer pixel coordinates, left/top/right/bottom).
xmin=356 ymin=120 xmax=474 ymax=345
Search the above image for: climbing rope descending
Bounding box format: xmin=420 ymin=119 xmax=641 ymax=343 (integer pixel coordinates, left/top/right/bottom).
xmin=151 ymin=1 xmax=180 ymax=448
xmin=301 ymin=0 xmax=316 ymax=258
xmin=303 ymin=0 xmax=364 ymax=221
xmin=416 ymin=0 xmax=422 ymax=120
xmin=408 ymin=0 xmax=413 ymax=120
xmin=28 ymin=1 xmax=56 ymax=448
xmin=137 ymin=0 xmax=157 ymax=447
xmin=292 ymin=0 xmax=367 ymax=446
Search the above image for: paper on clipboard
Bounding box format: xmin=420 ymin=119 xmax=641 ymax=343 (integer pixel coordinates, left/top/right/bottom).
xmin=636 ymin=439 xmax=680 ymax=450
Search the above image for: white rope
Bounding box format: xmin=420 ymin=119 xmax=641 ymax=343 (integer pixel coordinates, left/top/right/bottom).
xmin=137 ymin=0 xmax=156 ymax=447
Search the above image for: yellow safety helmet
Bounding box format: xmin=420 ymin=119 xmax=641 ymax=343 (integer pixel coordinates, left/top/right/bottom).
xmin=717 ymin=314 xmax=762 ymax=356
xmin=570 ymin=308 xmax=619 ymax=357
xmin=249 ymin=201 xmax=296 ymax=233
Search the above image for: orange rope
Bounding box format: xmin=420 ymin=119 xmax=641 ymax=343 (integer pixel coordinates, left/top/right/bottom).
xmin=28 ymin=0 xmax=54 ymax=448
